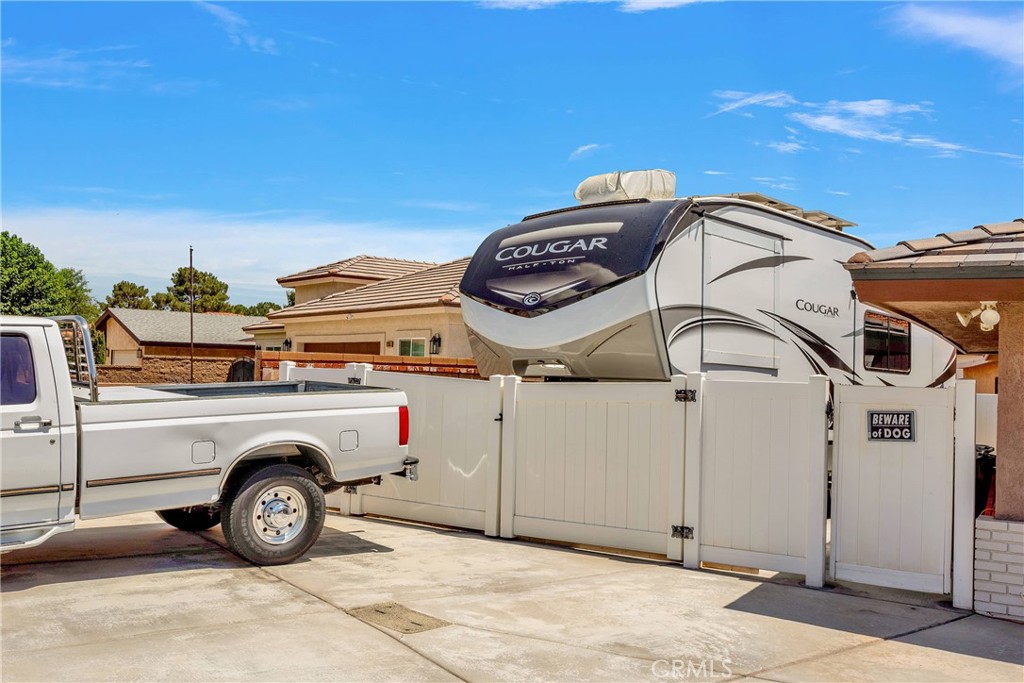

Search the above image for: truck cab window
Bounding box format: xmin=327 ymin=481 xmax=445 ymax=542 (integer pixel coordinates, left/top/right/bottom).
xmin=864 ymin=312 xmax=911 ymax=374
xmin=1 ymin=335 xmax=38 ymax=405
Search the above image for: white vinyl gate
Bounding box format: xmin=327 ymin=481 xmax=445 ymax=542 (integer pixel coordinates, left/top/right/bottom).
xmin=282 ymin=363 xmax=972 ymax=602
xmin=501 ymin=378 xmax=687 ymax=556
xmin=691 ymin=376 xmax=828 ymax=584
xmin=832 ymin=385 xmax=958 ymax=594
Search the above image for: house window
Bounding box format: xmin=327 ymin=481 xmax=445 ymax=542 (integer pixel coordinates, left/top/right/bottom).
xmin=398 ymin=338 xmax=426 ymax=357
xmin=864 ymin=311 xmax=911 ymax=374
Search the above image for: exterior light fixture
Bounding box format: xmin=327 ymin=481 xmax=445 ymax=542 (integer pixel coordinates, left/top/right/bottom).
xmin=957 ymin=302 xmax=1000 ymax=332
xmin=957 ymin=308 xmax=981 ymax=327
xmin=429 ymin=333 xmax=441 ymax=355
xmin=979 ymin=302 xmax=1000 ymax=332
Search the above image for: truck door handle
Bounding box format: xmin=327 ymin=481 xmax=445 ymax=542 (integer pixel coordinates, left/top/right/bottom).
xmin=14 ymin=416 xmax=52 ymax=430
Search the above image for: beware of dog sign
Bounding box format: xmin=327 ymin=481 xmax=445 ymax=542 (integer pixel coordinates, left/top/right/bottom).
xmin=867 ymin=410 xmax=916 ymax=442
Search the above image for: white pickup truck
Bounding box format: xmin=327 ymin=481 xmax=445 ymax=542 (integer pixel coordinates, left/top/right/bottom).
xmin=0 ymin=315 xmax=416 ymax=565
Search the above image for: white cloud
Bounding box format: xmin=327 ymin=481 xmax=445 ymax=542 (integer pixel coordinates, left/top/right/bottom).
xmin=618 ymin=0 xmax=707 ymax=12
xmin=893 ymin=4 xmax=1024 ymax=70
xmin=2 ymin=206 xmax=486 ymax=305
xmin=826 ymin=190 xmax=850 ymax=197
xmin=767 ymin=141 xmax=804 ymax=154
xmin=709 ymin=90 xmax=799 ymax=117
xmin=568 ymin=143 xmax=610 ymax=161
xmin=709 ymin=88 xmax=1018 ymax=160
xmin=703 ymin=170 xmax=728 ymax=175
xmin=197 ymin=2 xmax=279 ymax=55
xmin=1 ymin=46 xmax=150 ymax=90
xmin=752 ymin=176 xmax=797 ymax=192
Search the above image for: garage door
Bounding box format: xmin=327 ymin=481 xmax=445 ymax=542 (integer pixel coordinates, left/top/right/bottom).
xmin=303 ymin=342 xmax=381 ymax=354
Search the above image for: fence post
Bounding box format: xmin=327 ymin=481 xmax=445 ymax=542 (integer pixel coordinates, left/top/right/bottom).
xmin=344 ymin=361 xmax=373 ymax=516
xmin=805 ymin=375 xmax=829 ymax=588
xmin=683 ymin=372 xmax=705 ymax=569
xmin=279 ymin=360 xmax=296 ymax=381
xmin=345 ymin=362 xmax=371 ymax=384
xmin=499 ymin=376 xmax=521 ymax=539
xmin=666 ymin=375 xmax=688 ymax=561
xmin=953 ymin=380 xmax=977 ymax=610
xmin=484 ymin=375 xmax=505 ymax=537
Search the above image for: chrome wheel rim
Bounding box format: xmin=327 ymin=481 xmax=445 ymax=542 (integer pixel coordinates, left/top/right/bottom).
xmin=251 ymin=484 xmax=307 ymax=544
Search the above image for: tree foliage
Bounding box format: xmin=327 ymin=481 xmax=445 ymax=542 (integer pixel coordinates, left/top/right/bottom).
xmin=231 ymin=301 xmax=281 ymax=316
xmin=105 ymin=280 xmax=155 ymax=310
xmin=153 ymin=267 xmax=231 ymax=313
xmin=0 ymin=232 xmax=99 ymax=321
xmin=58 ymin=267 xmax=100 ymax=321
xmin=0 ymin=231 xmax=66 ymax=316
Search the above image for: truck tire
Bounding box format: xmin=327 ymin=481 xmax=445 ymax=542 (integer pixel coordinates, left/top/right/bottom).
xmin=221 ymin=464 xmax=326 ymax=566
xmin=156 ymin=506 xmax=221 ymax=531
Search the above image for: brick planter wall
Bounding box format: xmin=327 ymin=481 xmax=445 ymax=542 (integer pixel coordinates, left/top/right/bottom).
xmin=97 ymin=357 xmax=237 ymax=385
xmin=975 ymin=516 xmax=1024 ymax=620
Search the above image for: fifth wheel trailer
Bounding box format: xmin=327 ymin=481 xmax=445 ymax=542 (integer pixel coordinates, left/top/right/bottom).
xmin=459 ymin=187 xmax=955 ymax=388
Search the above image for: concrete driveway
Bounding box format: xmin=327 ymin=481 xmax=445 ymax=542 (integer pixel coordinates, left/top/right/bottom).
xmin=2 ymin=512 xmax=1022 ymax=682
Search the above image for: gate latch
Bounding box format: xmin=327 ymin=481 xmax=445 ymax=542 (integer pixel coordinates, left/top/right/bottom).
xmin=675 ymin=389 xmax=697 ymax=403
xmin=671 ymin=525 xmax=694 ymax=539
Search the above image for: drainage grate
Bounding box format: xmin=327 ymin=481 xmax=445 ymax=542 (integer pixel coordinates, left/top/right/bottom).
xmin=348 ymin=602 xmax=449 ymax=634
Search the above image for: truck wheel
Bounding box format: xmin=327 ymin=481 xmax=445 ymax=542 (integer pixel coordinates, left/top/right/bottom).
xmin=221 ymin=464 xmax=326 ymax=566
xmin=156 ymin=506 xmax=221 ymax=531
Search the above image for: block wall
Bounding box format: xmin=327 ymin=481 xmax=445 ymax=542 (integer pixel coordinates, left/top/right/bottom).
xmin=974 ymin=516 xmax=1024 ymax=620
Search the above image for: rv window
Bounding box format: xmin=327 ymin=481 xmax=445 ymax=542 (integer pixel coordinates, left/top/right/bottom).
xmin=863 ymin=312 xmax=911 ymax=374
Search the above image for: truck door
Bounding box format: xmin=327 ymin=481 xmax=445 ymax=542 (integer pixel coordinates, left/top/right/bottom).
xmin=1 ymin=329 xmax=63 ymax=529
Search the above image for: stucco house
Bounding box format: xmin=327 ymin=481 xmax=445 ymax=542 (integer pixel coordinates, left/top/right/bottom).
xmin=245 ymin=257 xmax=473 ymax=359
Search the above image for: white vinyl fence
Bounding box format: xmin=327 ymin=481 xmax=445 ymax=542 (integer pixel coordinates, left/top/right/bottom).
xmin=282 ymin=363 xmax=972 ymax=599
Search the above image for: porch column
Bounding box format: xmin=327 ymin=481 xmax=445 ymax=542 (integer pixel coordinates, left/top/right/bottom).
xmin=996 ymin=302 xmax=1024 ymax=521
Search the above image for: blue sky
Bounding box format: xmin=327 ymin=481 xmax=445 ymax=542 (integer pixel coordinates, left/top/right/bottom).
xmin=2 ymin=1 xmax=1022 ymax=306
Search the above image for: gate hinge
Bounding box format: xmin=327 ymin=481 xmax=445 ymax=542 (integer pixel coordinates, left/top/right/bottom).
xmin=494 ymin=412 xmax=503 ymax=422
xmin=671 ymin=525 xmax=694 ymax=539
xmin=348 ymin=377 xmax=362 ymax=385
xmin=675 ymin=389 xmax=697 ymax=403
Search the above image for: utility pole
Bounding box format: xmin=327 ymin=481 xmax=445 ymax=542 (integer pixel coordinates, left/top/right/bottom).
xmin=189 ymin=245 xmax=195 ymax=383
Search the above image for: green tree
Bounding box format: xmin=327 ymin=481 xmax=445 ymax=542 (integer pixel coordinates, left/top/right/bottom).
xmin=286 ymin=289 xmax=295 ymax=307
xmin=0 ymin=231 xmax=66 ymax=316
xmin=105 ymin=280 xmax=155 ymax=310
xmin=154 ymin=267 xmax=231 ymax=313
xmin=58 ymin=267 xmax=100 ymax=322
xmin=92 ymin=329 xmax=107 ymax=364
xmin=246 ymin=301 xmax=282 ymax=316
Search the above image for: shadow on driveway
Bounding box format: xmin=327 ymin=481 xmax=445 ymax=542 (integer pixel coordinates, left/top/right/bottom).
xmin=0 ymin=524 xmax=394 ymax=591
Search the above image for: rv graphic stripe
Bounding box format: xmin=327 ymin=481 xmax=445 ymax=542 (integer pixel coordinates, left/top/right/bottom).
xmin=707 ymin=255 xmax=812 ymax=284
xmin=760 ymin=310 xmax=858 ymax=377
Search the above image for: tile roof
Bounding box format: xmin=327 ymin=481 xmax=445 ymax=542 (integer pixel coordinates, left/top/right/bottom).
xmin=269 ymin=258 xmax=470 ymax=318
xmin=845 ymin=219 xmax=1024 ymax=276
xmin=98 ymin=308 xmax=267 ymax=346
xmin=276 ymin=255 xmax=437 ymax=286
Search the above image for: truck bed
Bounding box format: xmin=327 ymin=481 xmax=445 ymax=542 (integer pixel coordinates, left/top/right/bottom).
xmin=84 ymin=380 xmax=388 ymax=404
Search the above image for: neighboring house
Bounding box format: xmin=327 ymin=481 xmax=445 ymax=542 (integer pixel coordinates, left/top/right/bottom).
xmin=278 ymin=254 xmax=437 ymax=306
xmin=245 ymin=257 xmax=473 ymax=359
xmin=94 ymin=308 xmax=267 ymax=384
